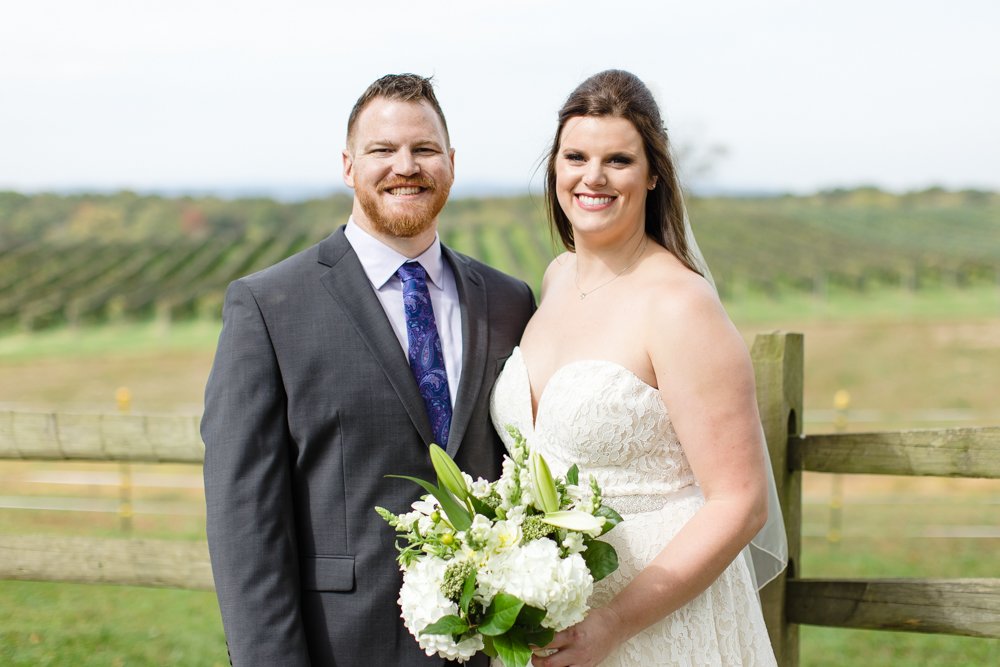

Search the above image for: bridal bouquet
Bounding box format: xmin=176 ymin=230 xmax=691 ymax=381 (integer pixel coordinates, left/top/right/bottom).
xmin=376 ymin=426 xmax=621 ymax=667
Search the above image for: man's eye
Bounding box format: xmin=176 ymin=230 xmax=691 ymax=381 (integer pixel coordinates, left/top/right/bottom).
xmin=414 ymin=147 xmax=437 ymax=154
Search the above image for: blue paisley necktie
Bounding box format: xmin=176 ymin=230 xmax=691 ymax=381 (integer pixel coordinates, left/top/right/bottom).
xmin=396 ymin=262 xmax=453 ymax=447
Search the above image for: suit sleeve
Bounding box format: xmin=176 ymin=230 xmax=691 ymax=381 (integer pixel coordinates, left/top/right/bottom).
xmin=202 ymin=279 xmax=311 ymax=666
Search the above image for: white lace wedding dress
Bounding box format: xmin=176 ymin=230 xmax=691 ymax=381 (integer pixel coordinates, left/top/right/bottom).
xmin=489 ymin=347 xmax=776 ymax=666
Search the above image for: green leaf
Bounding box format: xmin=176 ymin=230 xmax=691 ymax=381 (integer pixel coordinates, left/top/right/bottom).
xmin=459 ymin=571 xmax=477 ymax=616
xmin=516 ymin=604 xmax=546 ymax=628
xmin=493 ymin=629 xmax=533 ymax=667
xmin=482 ymin=635 xmax=497 ymax=658
xmin=595 ymin=504 xmax=623 ymax=535
xmin=478 ymin=593 xmax=525 ymax=636
xmin=582 ymin=538 xmax=619 ymax=582
xmin=420 ymin=614 xmax=469 ymax=636
xmin=566 ymin=463 xmax=579 ymax=486
xmin=523 ymin=626 xmax=555 ymax=649
xmin=429 ymin=443 xmax=470 ymax=501
xmin=469 ymin=494 xmax=497 ymax=520
xmin=385 ymin=474 xmax=472 ymax=532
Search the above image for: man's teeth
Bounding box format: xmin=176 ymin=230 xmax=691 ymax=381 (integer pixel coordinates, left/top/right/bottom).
xmin=389 ymin=187 xmax=422 ymax=195
xmin=579 ymin=194 xmax=614 ymax=206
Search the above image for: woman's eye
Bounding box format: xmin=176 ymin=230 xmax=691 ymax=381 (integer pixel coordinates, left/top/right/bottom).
xmin=564 ymin=152 xmax=585 ymax=162
xmin=610 ymin=156 xmax=633 ymax=166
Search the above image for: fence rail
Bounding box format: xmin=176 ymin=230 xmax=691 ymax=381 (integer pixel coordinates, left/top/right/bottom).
xmin=0 ymin=535 xmax=213 ymax=590
xmin=793 ymin=427 xmax=1000 ymax=478
xmin=0 ymin=411 xmax=203 ymax=462
xmin=1 ymin=332 xmax=998 ymax=666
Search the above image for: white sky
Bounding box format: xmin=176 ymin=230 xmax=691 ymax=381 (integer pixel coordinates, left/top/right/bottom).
xmin=2 ymin=0 xmax=998 ymax=195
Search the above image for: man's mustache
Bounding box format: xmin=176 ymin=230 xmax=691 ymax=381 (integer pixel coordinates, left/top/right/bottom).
xmin=378 ymin=176 xmax=436 ymax=192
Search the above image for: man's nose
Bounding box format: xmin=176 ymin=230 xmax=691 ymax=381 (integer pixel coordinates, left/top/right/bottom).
xmin=392 ymin=149 xmax=419 ymax=176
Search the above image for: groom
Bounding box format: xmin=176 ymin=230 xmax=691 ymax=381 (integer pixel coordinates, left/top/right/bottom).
xmin=202 ymin=74 xmax=534 ymax=666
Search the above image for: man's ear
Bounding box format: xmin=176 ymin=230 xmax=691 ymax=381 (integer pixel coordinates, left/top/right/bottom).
xmin=342 ymin=149 xmax=355 ymax=188
xmin=449 ymin=147 xmax=456 ymax=173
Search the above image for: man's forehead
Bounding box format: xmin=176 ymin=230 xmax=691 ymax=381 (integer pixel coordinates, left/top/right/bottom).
xmin=352 ymin=98 xmax=448 ymax=143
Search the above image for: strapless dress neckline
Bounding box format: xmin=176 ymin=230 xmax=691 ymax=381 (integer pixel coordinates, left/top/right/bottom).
xmin=506 ymin=346 xmax=660 ymax=432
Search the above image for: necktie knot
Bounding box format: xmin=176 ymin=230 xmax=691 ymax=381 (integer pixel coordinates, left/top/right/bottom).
xmin=396 ymin=262 xmax=427 ymax=285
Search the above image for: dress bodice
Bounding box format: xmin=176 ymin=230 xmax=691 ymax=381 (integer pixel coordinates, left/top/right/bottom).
xmin=490 ymin=347 xmax=698 ymax=505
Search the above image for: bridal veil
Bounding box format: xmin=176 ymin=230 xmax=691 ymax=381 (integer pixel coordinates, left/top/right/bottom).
xmin=681 ymin=196 xmax=789 ymax=590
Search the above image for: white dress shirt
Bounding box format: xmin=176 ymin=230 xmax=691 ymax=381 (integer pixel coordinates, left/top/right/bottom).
xmin=344 ymin=219 xmax=463 ymax=406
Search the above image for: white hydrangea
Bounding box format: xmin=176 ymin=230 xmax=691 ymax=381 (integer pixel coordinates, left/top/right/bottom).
xmin=477 ymin=538 xmax=593 ymax=631
xmin=398 ymin=557 xmax=484 ymax=662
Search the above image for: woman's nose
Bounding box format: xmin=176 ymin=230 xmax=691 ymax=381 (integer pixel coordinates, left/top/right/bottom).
xmin=583 ymin=159 xmax=606 ymax=188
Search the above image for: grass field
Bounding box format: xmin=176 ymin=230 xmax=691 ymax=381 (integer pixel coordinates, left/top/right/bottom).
xmin=2 ymin=285 xmax=998 ymax=426
xmin=1 ymin=286 xmax=998 ymax=665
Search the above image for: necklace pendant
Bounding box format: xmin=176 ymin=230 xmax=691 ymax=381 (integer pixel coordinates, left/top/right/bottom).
xmin=579 ymin=293 xmax=587 ymax=300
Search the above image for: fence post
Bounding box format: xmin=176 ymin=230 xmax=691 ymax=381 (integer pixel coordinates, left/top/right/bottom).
xmin=827 ymin=390 xmax=850 ymax=546
xmin=751 ymin=332 xmax=804 ymax=667
xmin=115 ymin=387 xmax=134 ymax=535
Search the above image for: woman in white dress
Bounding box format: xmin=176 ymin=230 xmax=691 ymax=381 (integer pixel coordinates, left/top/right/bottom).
xmin=489 ymin=70 xmax=784 ymax=666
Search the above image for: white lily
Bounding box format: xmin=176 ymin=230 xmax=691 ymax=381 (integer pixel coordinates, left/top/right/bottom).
xmin=542 ymin=510 xmax=606 ymax=534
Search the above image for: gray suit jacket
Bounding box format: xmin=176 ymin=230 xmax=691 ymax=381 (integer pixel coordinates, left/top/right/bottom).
xmin=202 ymin=227 xmax=535 ymax=666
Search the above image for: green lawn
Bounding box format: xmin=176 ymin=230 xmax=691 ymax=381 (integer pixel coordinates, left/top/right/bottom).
xmin=0 ymin=581 xmax=227 ymax=667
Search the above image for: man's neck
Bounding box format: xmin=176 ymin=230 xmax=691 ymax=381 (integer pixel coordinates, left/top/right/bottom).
xmin=350 ymin=211 xmax=438 ymax=259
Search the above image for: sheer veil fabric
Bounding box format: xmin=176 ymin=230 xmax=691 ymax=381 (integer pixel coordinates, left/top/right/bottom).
xmin=681 ymin=199 xmax=789 ymax=590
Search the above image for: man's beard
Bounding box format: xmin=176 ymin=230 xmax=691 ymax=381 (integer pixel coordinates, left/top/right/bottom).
xmin=356 ymin=174 xmax=451 ymax=238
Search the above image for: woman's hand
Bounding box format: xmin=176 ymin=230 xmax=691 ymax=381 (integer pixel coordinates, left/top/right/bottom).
xmin=532 ymin=606 xmax=627 ymax=667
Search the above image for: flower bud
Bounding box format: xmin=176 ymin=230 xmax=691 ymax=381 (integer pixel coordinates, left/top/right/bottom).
xmin=429 ymin=444 xmax=470 ymax=502
xmin=529 ymin=450 xmax=560 ymax=514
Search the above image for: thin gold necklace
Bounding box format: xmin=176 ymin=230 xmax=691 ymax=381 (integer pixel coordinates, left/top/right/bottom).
xmin=574 ymin=236 xmax=648 ymax=300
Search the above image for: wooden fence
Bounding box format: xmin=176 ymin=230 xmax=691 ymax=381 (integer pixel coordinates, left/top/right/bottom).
xmin=1 ymin=332 xmax=997 ymax=665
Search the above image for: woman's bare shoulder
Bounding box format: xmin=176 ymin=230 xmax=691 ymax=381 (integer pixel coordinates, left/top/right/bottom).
xmin=539 ymin=251 xmax=574 ymax=297
xmin=638 ymin=250 xmax=723 ymax=321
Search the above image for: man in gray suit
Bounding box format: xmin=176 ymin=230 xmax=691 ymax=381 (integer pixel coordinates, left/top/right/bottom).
xmin=202 ymin=74 xmax=535 ymax=666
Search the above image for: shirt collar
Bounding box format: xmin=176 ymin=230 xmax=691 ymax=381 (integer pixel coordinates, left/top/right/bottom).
xmin=344 ymin=217 xmax=445 ymax=290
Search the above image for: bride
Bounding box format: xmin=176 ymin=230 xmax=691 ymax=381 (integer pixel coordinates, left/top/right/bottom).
xmin=490 ymin=70 xmax=785 ymax=666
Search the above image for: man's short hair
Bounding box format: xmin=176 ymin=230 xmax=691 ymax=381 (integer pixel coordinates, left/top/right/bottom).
xmin=346 ymin=73 xmax=450 ymax=147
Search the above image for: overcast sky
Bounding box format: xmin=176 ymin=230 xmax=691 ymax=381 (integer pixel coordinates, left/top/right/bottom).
xmin=2 ymin=0 xmax=998 ymax=196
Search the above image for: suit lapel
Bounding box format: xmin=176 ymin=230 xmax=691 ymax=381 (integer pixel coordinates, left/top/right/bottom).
xmin=444 ymin=246 xmax=488 ymax=457
xmin=317 ymin=228 xmax=434 ymax=445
